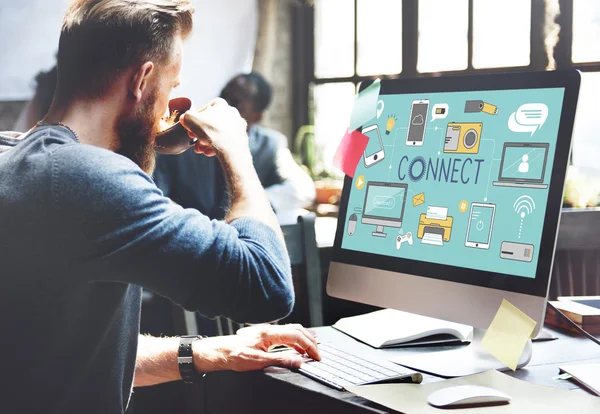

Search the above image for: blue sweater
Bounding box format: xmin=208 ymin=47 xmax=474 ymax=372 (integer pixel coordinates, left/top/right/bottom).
xmin=0 ymin=126 xmax=293 ymax=413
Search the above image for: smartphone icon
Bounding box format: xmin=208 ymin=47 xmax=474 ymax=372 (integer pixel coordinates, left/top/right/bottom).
xmin=406 ymin=99 xmax=430 ymax=146
xmin=362 ymin=124 xmax=385 ymax=168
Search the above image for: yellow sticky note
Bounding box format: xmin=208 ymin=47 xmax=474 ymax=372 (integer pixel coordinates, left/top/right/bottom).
xmin=480 ymin=299 xmax=537 ymax=371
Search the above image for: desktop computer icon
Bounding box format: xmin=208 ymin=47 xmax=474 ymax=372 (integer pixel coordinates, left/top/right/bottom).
xmin=327 ymin=70 xmax=580 ymax=378
xmin=493 ymin=142 xmax=549 ymax=189
xmin=361 ymin=181 xmax=408 ymax=238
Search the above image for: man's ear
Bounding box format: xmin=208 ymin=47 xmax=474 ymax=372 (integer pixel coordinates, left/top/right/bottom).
xmin=129 ymin=62 xmax=154 ymax=102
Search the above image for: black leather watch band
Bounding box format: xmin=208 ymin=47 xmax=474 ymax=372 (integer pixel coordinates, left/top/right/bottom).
xmin=178 ymin=335 xmax=206 ymax=383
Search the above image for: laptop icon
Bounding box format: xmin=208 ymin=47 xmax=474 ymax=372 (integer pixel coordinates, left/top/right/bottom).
xmin=492 ymin=142 xmax=549 ymax=189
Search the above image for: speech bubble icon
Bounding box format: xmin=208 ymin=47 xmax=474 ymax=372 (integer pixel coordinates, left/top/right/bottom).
xmin=508 ymin=103 xmax=548 ymax=136
xmin=430 ymin=103 xmax=449 ymax=122
xmin=376 ymin=100 xmax=385 ymax=119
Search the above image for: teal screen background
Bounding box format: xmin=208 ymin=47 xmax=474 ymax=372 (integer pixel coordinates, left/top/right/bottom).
xmin=341 ymin=88 xmax=565 ymax=279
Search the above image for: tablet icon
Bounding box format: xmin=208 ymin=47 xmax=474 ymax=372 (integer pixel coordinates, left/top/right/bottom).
xmin=465 ymin=203 xmax=496 ymax=249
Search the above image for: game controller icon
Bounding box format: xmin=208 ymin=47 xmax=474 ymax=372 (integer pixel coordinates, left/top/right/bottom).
xmin=396 ymin=232 xmax=413 ymax=250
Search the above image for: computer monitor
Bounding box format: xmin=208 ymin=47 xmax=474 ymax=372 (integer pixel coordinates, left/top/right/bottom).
xmin=361 ymin=181 xmax=408 ymax=237
xmin=328 ymin=71 xmax=580 ymax=373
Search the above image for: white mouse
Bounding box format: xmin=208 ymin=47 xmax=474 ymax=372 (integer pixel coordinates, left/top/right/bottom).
xmin=348 ymin=214 xmax=357 ymax=235
xmin=428 ymin=385 xmax=511 ymax=408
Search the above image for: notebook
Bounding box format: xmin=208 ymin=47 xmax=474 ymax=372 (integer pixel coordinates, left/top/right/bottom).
xmin=333 ymin=309 xmax=473 ymax=348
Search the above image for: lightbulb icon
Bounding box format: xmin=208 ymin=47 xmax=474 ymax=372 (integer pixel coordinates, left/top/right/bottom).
xmin=386 ymin=114 xmax=397 ymax=135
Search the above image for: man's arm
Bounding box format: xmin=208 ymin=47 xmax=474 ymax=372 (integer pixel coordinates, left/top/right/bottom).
xmin=134 ymin=325 xmax=320 ymax=387
xmin=181 ymin=99 xmax=283 ymax=242
xmin=52 ymin=98 xmax=294 ymax=323
xmin=134 ymin=335 xmax=180 ymax=387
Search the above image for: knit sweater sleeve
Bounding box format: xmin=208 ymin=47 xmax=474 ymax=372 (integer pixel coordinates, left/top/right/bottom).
xmin=50 ymin=144 xmax=294 ymax=323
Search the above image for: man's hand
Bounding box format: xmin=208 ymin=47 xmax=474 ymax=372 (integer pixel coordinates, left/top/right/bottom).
xmin=180 ymin=98 xmax=249 ymax=158
xmin=193 ymin=324 xmax=320 ymax=373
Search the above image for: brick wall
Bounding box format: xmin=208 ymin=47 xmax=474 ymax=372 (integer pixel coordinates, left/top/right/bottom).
xmin=253 ymin=0 xmax=293 ymax=144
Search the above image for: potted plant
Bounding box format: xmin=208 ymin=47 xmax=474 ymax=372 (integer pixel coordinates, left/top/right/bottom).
xmin=294 ymin=125 xmax=343 ymax=205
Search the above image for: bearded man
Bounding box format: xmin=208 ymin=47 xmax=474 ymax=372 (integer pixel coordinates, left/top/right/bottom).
xmin=0 ymin=1 xmax=318 ymax=413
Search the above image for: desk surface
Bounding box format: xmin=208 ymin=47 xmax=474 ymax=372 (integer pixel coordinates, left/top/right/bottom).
xmin=204 ymin=326 xmax=600 ymax=414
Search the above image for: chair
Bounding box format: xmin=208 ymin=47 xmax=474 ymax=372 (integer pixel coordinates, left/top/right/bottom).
xmin=280 ymin=212 xmax=324 ymax=327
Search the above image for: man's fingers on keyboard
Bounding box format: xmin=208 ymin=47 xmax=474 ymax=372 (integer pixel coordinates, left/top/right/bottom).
xmin=286 ymin=323 xmax=318 ymax=345
xmin=288 ymin=331 xmax=321 ymax=361
xmin=265 ymin=351 xmax=302 ymax=369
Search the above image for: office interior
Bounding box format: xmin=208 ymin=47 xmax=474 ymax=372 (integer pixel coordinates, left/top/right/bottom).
xmin=1 ymin=0 xmax=600 ymax=413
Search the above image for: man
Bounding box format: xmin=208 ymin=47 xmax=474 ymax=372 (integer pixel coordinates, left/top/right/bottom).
xmin=154 ymin=73 xmax=316 ymax=223
xmin=0 ymin=1 xmax=319 ymax=413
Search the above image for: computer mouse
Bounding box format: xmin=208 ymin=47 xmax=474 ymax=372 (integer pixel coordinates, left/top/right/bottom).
xmin=348 ymin=214 xmax=357 ymax=235
xmin=428 ymin=385 xmax=511 ymax=408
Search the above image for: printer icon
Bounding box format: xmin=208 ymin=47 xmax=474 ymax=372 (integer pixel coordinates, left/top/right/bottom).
xmin=417 ymin=213 xmax=454 ymax=246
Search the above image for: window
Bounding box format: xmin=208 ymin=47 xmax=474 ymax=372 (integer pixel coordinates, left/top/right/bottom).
xmin=572 ymin=0 xmax=600 ymax=63
xmin=303 ymin=0 xmax=600 ymax=181
xmin=418 ymin=0 xmax=468 ymax=73
xmin=314 ymin=0 xmax=354 ymax=78
xmin=357 ymin=0 xmax=403 ymax=76
xmin=472 ymin=0 xmax=531 ymax=69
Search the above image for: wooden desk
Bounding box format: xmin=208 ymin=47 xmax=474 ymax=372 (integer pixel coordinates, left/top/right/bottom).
xmin=203 ymin=326 xmax=600 ymax=414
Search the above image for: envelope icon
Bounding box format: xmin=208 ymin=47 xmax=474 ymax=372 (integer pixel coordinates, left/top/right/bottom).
xmin=413 ymin=192 xmax=425 ymax=207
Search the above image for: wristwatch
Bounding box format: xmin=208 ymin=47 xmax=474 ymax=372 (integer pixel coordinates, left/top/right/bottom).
xmin=178 ymin=335 xmax=206 ymax=383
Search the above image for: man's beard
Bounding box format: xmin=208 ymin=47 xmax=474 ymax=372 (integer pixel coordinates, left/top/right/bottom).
xmin=116 ymin=89 xmax=159 ymax=175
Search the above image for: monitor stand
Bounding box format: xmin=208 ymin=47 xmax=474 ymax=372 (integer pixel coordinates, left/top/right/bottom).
xmin=390 ymin=328 xmax=533 ymax=378
xmin=372 ymin=225 xmax=387 ymax=238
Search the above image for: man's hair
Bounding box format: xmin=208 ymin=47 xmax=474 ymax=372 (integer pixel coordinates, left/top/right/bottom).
xmin=221 ymin=72 xmax=273 ymax=113
xmin=57 ymin=0 xmax=194 ymax=98
xmin=245 ymin=73 xmax=272 ymax=112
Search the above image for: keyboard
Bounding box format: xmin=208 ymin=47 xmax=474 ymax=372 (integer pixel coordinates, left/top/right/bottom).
xmin=298 ymin=342 xmax=422 ymax=391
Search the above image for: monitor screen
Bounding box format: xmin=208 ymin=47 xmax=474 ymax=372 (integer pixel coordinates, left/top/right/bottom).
xmin=499 ymin=144 xmax=548 ymax=182
xmin=341 ymin=87 xmax=565 ymax=279
xmin=363 ymin=183 xmax=407 ymax=221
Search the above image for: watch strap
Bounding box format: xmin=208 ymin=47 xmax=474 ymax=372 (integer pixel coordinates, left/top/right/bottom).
xmin=178 ymin=335 xmax=206 ymax=383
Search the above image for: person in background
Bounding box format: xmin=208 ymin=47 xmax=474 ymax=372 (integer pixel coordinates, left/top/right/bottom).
xmin=0 ymin=1 xmax=319 ymax=413
xmin=154 ymin=72 xmax=315 ymax=224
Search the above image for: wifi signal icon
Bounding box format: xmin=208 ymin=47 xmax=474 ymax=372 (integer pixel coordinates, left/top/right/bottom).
xmin=514 ymin=195 xmax=536 ymax=239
